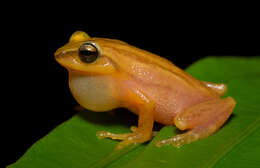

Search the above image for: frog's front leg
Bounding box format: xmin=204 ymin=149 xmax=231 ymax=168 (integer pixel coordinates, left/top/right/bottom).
xmin=97 ymin=90 xmax=155 ymax=150
xmin=155 ymin=97 xmax=236 ymax=147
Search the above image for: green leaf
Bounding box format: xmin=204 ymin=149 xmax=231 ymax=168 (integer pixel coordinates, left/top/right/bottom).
xmin=8 ymin=57 xmax=260 ymax=168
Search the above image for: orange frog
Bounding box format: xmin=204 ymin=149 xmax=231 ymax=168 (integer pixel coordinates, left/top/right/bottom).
xmin=55 ymin=31 xmax=236 ymax=149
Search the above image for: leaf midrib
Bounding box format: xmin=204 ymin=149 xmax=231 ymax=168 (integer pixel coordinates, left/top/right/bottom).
xmin=202 ymin=117 xmax=260 ymax=168
xmin=89 ymin=144 xmax=141 ymax=168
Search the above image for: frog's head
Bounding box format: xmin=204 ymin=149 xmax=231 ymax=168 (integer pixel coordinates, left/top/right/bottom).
xmin=55 ymin=31 xmax=128 ymax=75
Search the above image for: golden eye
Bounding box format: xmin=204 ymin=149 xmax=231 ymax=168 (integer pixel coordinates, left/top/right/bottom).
xmin=79 ymin=42 xmax=99 ymax=63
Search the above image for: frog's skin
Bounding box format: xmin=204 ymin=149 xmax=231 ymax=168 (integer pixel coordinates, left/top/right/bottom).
xmin=55 ymin=31 xmax=236 ymax=149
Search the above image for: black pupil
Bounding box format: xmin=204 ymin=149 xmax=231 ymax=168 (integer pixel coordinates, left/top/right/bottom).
xmin=79 ymin=43 xmax=98 ymax=63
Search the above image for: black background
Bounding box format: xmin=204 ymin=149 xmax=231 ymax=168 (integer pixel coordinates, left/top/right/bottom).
xmin=2 ymin=8 xmax=260 ymax=167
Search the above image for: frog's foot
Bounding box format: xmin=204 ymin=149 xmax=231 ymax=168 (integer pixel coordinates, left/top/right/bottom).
xmin=155 ymin=97 xmax=236 ymax=148
xmin=155 ymin=130 xmax=200 ymax=147
xmin=97 ymin=126 xmax=136 ymax=140
xmin=97 ymin=127 xmax=152 ymax=150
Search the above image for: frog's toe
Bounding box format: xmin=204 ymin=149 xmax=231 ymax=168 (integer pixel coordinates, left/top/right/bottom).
xmin=97 ymin=129 xmax=152 ymax=150
xmin=171 ymin=134 xmax=194 ymax=147
xmin=155 ymin=132 xmax=198 ymax=148
xmin=96 ymin=131 xmax=131 ymax=140
xmin=130 ymin=126 xmax=138 ymax=132
xmin=115 ymin=133 xmax=152 ymax=150
xmin=155 ymin=138 xmax=174 ymax=147
xmin=130 ymin=126 xmax=158 ymax=136
xmin=154 ymin=136 xmax=185 ymax=147
xmin=96 ymin=126 xmax=139 ymax=140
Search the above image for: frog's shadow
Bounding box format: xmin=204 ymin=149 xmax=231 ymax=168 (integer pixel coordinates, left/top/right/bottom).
xmin=78 ymin=109 xmax=236 ymax=134
xmin=78 ymin=108 xmax=164 ymax=131
xmin=78 ymin=108 xmax=138 ymax=128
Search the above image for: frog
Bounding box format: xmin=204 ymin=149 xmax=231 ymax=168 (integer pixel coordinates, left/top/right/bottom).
xmin=55 ymin=31 xmax=236 ymax=150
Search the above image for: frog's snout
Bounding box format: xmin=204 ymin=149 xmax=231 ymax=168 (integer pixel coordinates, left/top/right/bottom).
xmin=54 ymin=47 xmax=77 ymax=60
xmin=54 ymin=49 xmax=61 ymax=59
xmin=54 ymin=48 xmax=64 ymax=59
xmin=54 ymin=47 xmax=71 ymax=68
xmin=54 ymin=46 xmax=68 ymax=59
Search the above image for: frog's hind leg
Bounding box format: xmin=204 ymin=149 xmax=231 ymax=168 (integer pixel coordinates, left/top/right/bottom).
xmin=202 ymin=81 xmax=227 ymax=96
xmin=155 ymin=97 xmax=236 ymax=147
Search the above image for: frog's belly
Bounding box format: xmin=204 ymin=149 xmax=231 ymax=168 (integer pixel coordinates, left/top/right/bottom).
xmin=140 ymin=84 xmax=214 ymax=125
xmin=69 ymin=72 xmax=119 ymax=111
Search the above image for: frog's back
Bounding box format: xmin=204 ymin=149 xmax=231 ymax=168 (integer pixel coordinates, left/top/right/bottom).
xmin=126 ymin=63 xmax=219 ymax=125
xmin=96 ymin=38 xmax=220 ymax=125
xmin=96 ymin=37 xmax=209 ymax=90
xmin=104 ymin=40 xmax=218 ymax=124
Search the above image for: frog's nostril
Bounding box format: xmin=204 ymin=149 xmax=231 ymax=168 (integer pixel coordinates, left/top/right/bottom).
xmin=54 ymin=49 xmax=63 ymax=58
xmin=55 ymin=49 xmax=70 ymax=59
xmin=55 ymin=47 xmax=77 ymax=59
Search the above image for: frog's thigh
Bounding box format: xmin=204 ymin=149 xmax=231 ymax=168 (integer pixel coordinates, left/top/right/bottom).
xmin=155 ymin=97 xmax=236 ymax=147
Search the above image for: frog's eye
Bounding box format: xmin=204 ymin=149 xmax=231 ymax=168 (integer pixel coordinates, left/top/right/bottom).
xmin=79 ymin=42 xmax=99 ymax=63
